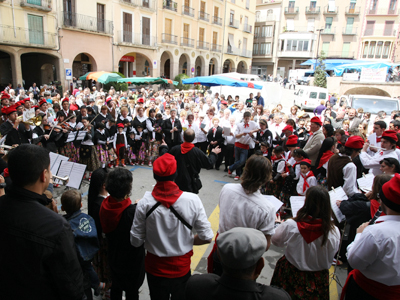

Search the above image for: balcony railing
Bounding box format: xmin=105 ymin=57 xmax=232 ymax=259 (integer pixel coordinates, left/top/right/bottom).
xmin=163 ymin=0 xmax=177 ymax=12
xmin=256 ymin=0 xmax=282 ymax=4
xmin=62 ymin=12 xmax=113 ymax=35
xmin=345 ymin=6 xmax=360 ymax=15
xmin=321 ymin=51 xmax=355 ymax=58
xmin=117 ymin=31 xmax=157 ymax=47
xmin=255 ymin=14 xmax=276 ymax=22
xmin=0 ymin=25 xmax=57 ymax=48
xmin=211 ymin=44 xmax=221 ymax=52
xmin=321 ymin=27 xmax=335 ymax=35
xmin=243 ymin=24 xmax=252 ymax=33
xmin=212 ymin=16 xmax=222 ymax=26
xmin=284 ymin=7 xmax=299 ymax=14
xmin=198 ymin=11 xmax=210 ymax=22
xmin=181 ymin=37 xmax=194 ymax=47
xmin=323 ymin=6 xmax=338 ymax=14
xmin=367 ymin=8 xmax=399 ymax=15
xmin=197 ymin=40 xmax=209 ymax=50
xmin=20 ymin=0 xmax=52 ymax=11
xmin=364 ymin=28 xmax=396 ymax=36
xmin=226 ymin=45 xmax=236 ymax=55
xmin=342 ymin=27 xmax=357 ymax=35
xmin=305 ymin=6 xmax=320 ymax=14
xmin=241 ymin=49 xmax=252 ymax=58
xmin=228 ymin=19 xmax=239 ymax=28
xmin=182 ymin=5 xmax=194 ymax=17
xmin=120 ymin=0 xmax=156 ymax=10
xmin=161 ymin=33 xmax=177 ymax=44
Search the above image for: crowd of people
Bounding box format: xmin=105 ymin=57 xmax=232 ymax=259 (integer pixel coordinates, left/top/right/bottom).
xmin=0 ymin=82 xmax=400 ymax=300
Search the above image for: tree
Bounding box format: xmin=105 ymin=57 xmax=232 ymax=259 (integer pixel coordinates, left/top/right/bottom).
xmin=174 ymin=74 xmax=190 ymax=90
xmin=313 ymin=52 xmax=327 ymax=88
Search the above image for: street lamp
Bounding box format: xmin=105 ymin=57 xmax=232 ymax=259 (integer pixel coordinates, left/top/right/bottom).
xmin=314 ymin=28 xmax=324 ymax=72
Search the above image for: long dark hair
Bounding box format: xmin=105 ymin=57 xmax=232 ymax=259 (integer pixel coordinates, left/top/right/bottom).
xmin=241 ymin=155 xmax=272 ymax=194
xmin=315 ymin=137 xmax=337 ymax=169
xmin=294 ymin=186 xmax=336 ymax=246
xmin=88 ymin=167 xmax=108 ymax=216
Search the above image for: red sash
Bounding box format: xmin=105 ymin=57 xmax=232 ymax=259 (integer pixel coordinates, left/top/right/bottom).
xmin=341 ymin=269 xmax=400 ymax=300
xmin=145 ymin=250 xmax=193 ymax=278
xmin=235 ymin=142 xmax=249 ymax=150
xmin=115 ymin=143 xmax=125 ymax=158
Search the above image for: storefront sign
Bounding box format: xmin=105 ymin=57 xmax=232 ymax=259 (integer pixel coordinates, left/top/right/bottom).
xmin=120 ymin=55 xmax=135 ymax=62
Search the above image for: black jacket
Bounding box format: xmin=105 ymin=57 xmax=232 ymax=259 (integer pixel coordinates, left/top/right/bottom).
xmin=207 ymin=126 xmax=224 ymax=148
xmin=0 ymin=185 xmax=84 ymax=300
xmin=162 ymin=118 xmax=182 ymax=147
xmin=0 ymin=121 xmax=32 ymax=146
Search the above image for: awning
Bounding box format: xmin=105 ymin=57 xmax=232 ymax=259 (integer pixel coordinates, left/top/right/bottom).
xmin=333 ymin=62 xmax=400 ymax=76
xmin=228 ymin=35 xmax=239 ymax=54
xmin=182 ymin=75 xmax=263 ymax=89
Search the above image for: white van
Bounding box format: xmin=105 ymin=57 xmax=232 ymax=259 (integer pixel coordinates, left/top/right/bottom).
xmin=294 ymin=86 xmax=329 ymax=111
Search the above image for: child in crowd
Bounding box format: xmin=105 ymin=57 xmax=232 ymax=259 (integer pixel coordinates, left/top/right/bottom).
xmin=79 ymin=118 xmax=100 ymax=180
xmin=265 ymin=146 xmax=286 ymax=198
xmin=113 ymin=123 xmax=128 ymax=167
xmin=134 ymin=124 xmax=147 ymax=165
xmin=260 ymin=142 xmax=269 ymax=157
xmin=106 ymin=119 xmax=118 ymax=168
xmin=126 ymin=131 xmax=136 ymax=166
xmin=279 ymin=135 xmax=299 ymax=206
xmin=297 ymin=159 xmax=317 ymax=196
xmin=93 ymin=122 xmax=109 ymax=169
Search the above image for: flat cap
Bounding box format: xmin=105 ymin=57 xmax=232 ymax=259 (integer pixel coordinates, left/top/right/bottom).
xmin=217 ymin=227 xmax=266 ymax=269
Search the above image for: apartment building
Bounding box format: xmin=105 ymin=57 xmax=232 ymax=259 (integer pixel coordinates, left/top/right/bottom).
xmin=0 ymin=0 xmax=61 ymax=89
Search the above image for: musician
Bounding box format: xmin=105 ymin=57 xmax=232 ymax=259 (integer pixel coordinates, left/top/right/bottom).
xmin=61 ymin=98 xmax=75 ymax=117
xmin=1 ymin=91 xmax=10 ymax=108
xmin=0 ymin=105 xmax=32 ymax=146
xmin=97 ymin=105 xmax=111 ymax=125
xmin=79 ymin=117 xmax=100 ymax=175
xmin=32 ymin=115 xmax=62 ymax=153
xmin=88 ymin=98 xmax=99 ymax=114
xmin=162 ymin=108 xmax=182 ymax=149
xmin=105 ymin=96 xmax=117 ymax=120
xmin=38 ymin=99 xmax=56 ymax=122
xmin=76 ymin=106 xmax=93 ymax=124
xmin=117 ymin=107 xmax=132 ymax=131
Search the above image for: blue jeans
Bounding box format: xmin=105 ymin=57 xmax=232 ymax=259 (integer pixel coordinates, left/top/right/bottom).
xmin=81 ymin=260 xmax=99 ymax=290
xmin=229 ymin=147 xmax=248 ymax=176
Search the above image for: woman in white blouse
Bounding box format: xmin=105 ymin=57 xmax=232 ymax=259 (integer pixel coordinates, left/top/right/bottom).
xmin=271 ymin=186 xmax=340 ymax=300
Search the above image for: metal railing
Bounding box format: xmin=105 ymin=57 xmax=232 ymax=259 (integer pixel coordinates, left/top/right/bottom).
xmin=212 ymin=16 xmax=222 ymax=25
xmin=367 ymin=8 xmax=399 ymax=15
xmin=364 ymin=28 xmax=396 ymax=36
xmin=211 ymin=44 xmax=221 ymax=52
xmin=321 ymin=51 xmax=355 ymax=58
xmin=241 ymin=49 xmax=252 ymax=58
xmin=20 ymin=0 xmax=52 ymax=11
xmin=345 ymin=6 xmax=360 ymax=14
xmin=120 ymin=0 xmax=156 ymax=11
xmin=243 ymin=24 xmax=252 ymax=33
xmin=161 ymin=33 xmax=177 ymax=44
xmin=182 ymin=5 xmax=194 ymax=17
xmin=228 ymin=19 xmax=239 ymax=28
xmin=62 ymin=12 xmax=113 ymax=35
xmin=163 ymin=0 xmax=177 ymax=12
xmin=323 ymin=6 xmax=338 ymax=14
xmin=321 ymin=27 xmax=335 ymax=34
xmin=198 ymin=11 xmax=209 ymax=22
xmin=0 ymin=25 xmax=57 ymax=48
xmin=255 ymin=14 xmax=276 ymax=22
xmin=342 ymin=27 xmax=357 ymax=35
xmin=197 ymin=40 xmax=209 ymax=50
xmin=181 ymin=37 xmax=194 ymax=47
xmin=284 ymin=7 xmax=299 ymax=14
xmin=305 ymin=6 xmax=320 ymax=14
xmin=117 ymin=31 xmax=157 ymax=47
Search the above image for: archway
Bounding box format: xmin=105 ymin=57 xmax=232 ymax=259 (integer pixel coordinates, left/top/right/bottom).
xmin=21 ymin=52 xmax=60 ymax=88
xmin=209 ymin=58 xmax=216 ymax=75
xmin=41 ymin=63 xmax=55 ymax=85
xmin=118 ymin=52 xmax=153 ymax=77
xmin=179 ymin=54 xmax=189 ymax=75
xmin=223 ymin=59 xmax=235 ymax=73
xmin=344 ymin=87 xmax=391 ymax=98
xmin=195 ymin=56 xmax=205 ymax=76
xmin=237 ymin=61 xmax=248 ymax=74
xmin=72 ymin=53 xmax=97 ymax=78
xmin=0 ymin=51 xmax=12 ymax=90
xmin=160 ymin=51 xmax=173 ymax=79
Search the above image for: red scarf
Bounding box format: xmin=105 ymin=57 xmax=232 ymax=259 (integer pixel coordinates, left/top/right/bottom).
xmin=244 ymin=123 xmax=249 ymax=128
xmin=181 ymin=142 xmax=195 ymax=154
xmin=3 ymin=168 xmax=9 ymax=178
xmin=317 ymin=150 xmax=334 ymax=169
xmin=377 ymin=137 xmax=382 ymax=143
xmin=301 ymin=171 xmax=315 ymax=193
xmin=99 ymin=196 xmax=132 ymax=234
xmin=70 ymin=103 xmax=79 ymax=111
xmin=297 ymin=216 xmax=323 ymax=243
xmin=152 ymin=181 xmax=183 ymax=208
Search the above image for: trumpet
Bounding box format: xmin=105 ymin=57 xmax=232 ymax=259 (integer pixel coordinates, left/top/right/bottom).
xmin=17 ymin=115 xmax=43 ymax=126
xmin=52 ymin=175 xmax=69 ymax=185
xmin=0 ymin=144 xmax=15 ymax=150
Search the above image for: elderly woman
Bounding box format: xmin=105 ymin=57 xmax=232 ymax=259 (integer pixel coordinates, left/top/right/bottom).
xmin=132 ymin=106 xmax=148 ymax=164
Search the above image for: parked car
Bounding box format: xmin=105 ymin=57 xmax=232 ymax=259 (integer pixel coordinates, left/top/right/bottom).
xmin=294 ymin=86 xmax=329 ymax=111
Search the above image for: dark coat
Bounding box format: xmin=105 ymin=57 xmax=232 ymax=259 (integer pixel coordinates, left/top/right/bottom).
xmin=0 ymin=121 xmax=32 ymax=146
xmin=162 ymin=118 xmax=182 ymax=147
xmin=207 ymin=126 xmax=224 ymax=148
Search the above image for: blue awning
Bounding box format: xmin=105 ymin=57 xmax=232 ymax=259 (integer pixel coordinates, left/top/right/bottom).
xmin=333 ymin=62 xmax=400 ymax=76
xmin=301 ymin=59 xmax=370 ymax=71
xmin=182 ymin=75 xmax=263 ymax=89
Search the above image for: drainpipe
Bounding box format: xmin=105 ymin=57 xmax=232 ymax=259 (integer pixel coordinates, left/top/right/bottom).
xmin=11 ymin=0 xmax=16 ymax=37
xmin=111 ymin=2 xmax=114 ymax=72
xmin=221 ymin=0 xmax=227 ymax=73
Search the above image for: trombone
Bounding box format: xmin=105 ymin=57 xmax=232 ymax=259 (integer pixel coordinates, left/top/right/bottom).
xmin=17 ymin=115 xmax=42 ymax=126
xmin=52 ymin=175 xmax=69 ymax=185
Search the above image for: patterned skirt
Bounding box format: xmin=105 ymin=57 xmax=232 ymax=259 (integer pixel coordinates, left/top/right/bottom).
xmin=127 ymin=147 xmax=136 ymax=162
xmin=263 ymin=178 xmax=283 ymax=198
xmin=95 ymin=145 xmax=109 ymax=163
xmin=279 ymin=177 xmax=299 ymax=206
xmin=136 ymin=141 xmax=146 ymax=162
xmin=147 ymin=140 xmax=160 ymax=162
xmin=63 ymin=142 xmax=79 ymax=163
xmin=271 ymin=256 xmax=329 ymax=300
xmin=107 ymin=148 xmax=118 ymax=162
xmin=79 ymin=145 xmax=101 ymax=172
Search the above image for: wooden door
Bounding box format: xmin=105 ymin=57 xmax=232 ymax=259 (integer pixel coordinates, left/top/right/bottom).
xmin=200 ymin=1 xmax=205 ymax=12
xmin=142 ymin=17 xmax=150 ymax=45
xmin=183 ymin=24 xmax=189 ymax=38
xmin=214 ymin=6 xmax=219 ymax=17
xmin=165 ymin=18 xmax=172 ymax=35
xmin=212 ymin=31 xmax=217 ymax=50
xmin=97 ymin=3 xmax=105 ymax=32
xmin=123 ymin=13 xmax=132 ymax=43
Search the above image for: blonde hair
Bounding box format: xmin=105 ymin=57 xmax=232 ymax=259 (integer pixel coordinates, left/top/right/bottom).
xmin=320 ymin=100 xmax=325 ymax=105
xmin=180 ymin=110 xmax=187 ymax=117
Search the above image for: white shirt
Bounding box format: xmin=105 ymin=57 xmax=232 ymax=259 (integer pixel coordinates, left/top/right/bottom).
xmin=233 ymin=109 xmax=245 ymax=124
xmin=360 ymin=149 xmax=398 ymax=175
xmin=326 ymin=154 xmax=358 ymax=197
xmin=234 ymin=121 xmax=259 ymax=145
xmin=296 ymin=171 xmax=318 ymax=196
xmin=272 ymin=219 xmax=340 ymax=271
xmin=347 ymin=215 xmax=400 ymax=286
xmin=130 ymin=191 xmax=213 ymax=257
xmin=396 ymin=148 xmax=400 ymax=161
xmin=224 ymin=124 xmax=237 ymax=145
xmin=218 ymin=183 xmax=275 ymax=236
xmin=271 ymin=123 xmax=284 ymax=141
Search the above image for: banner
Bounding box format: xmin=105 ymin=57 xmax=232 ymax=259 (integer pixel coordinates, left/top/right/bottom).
xmin=343 ymin=72 xmax=359 ymax=81
xmin=360 ymin=67 xmax=387 ymax=83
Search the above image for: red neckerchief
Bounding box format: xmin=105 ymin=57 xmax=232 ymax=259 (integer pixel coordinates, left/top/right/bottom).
xmin=213 ymin=127 xmax=217 ymax=134
xmin=318 ymin=150 xmax=334 ymax=169
xmin=188 ymin=124 xmax=192 ymax=128
xmin=152 ymin=181 xmax=183 ymax=208
xmin=377 ymin=137 xmax=382 ymax=142
xmin=260 ymin=130 xmax=264 ymax=136
xmin=100 ymin=196 xmax=131 ymax=234
xmin=263 ymin=151 xmax=268 ymax=156
xmin=181 ymin=142 xmax=195 ymax=154
xmin=271 ymin=154 xmax=283 ymax=163
xmin=244 ymin=123 xmax=249 ymax=128
xmin=337 ymin=140 xmax=342 ymax=145
xmin=3 ymin=168 xmax=9 ymax=178
xmin=345 ymin=131 xmax=349 ymax=136
xmin=297 ymin=216 xmax=323 ymax=243
xmin=301 ymin=171 xmax=315 ymax=192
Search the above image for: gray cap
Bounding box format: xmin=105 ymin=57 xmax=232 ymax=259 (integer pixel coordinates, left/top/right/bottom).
xmin=217 ymin=227 xmax=266 ymax=269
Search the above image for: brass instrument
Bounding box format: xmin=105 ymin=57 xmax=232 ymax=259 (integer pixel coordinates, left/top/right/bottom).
xmin=17 ymin=115 xmax=42 ymax=126
xmin=52 ymin=175 xmax=69 ymax=185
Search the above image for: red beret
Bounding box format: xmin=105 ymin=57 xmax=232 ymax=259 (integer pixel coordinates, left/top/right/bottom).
xmin=15 ymin=101 xmax=24 ymax=107
xmin=39 ymin=99 xmax=47 ymax=106
xmin=23 ymin=97 xmax=31 ymax=104
xmin=62 ymin=98 xmax=69 ymax=103
xmin=106 ymin=96 xmax=112 ymax=102
xmin=1 ymin=92 xmax=10 ymax=100
xmin=300 ymin=159 xmax=312 ymax=167
xmin=5 ymin=105 xmax=17 ymax=115
xmin=282 ymin=125 xmax=294 ymax=132
xmin=381 ymin=173 xmax=400 ymax=213
xmin=32 ymin=105 xmax=39 ymax=109
xmin=345 ymin=136 xmax=365 ymax=149
xmin=117 ymin=123 xmax=124 ymax=128
xmin=221 ymin=100 xmax=228 ymax=105
xmin=1 ymin=106 xmax=8 ymax=115
xmin=137 ymin=98 xmax=144 ymax=104
xmin=310 ymin=116 xmax=322 ymax=126
xmin=286 ymin=135 xmax=298 ymax=147
xmin=153 ymin=153 xmax=177 ymax=181
xmin=382 ymin=130 xmax=398 ymax=142
xmin=150 ymin=98 xmax=155 ymax=102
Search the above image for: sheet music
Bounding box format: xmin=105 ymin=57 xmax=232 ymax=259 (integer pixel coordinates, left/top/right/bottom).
xmin=55 ymin=161 xmax=74 ymax=185
xmin=66 ymin=163 xmax=87 ymax=189
xmin=200 ymin=123 xmax=206 ymax=129
xmin=66 ymin=131 xmax=77 ymax=143
xmin=290 ymin=196 xmax=306 ymax=218
xmin=50 ymin=154 xmax=69 ymax=175
xmin=357 ymin=174 xmax=375 ymax=192
xmin=368 ymin=133 xmax=377 ymax=147
xmin=49 ymin=152 xmax=58 ymax=170
xmin=264 ymin=195 xmax=284 ymax=212
xmin=329 ymin=187 xmax=348 ymax=223
xmin=76 ymin=131 xmax=86 ymax=141
xmin=223 ymin=126 xmax=231 ymax=137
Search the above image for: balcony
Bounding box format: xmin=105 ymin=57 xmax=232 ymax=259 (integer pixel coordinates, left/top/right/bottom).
xmin=305 ymin=6 xmax=320 ymax=14
xmin=117 ymin=31 xmax=157 ymax=48
xmin=323 ymin=6 xmax=338 ymax=14
xmin=181 ymin=37 xmax=194 ymax=47
xmin=256 ymin=0 xmax=282 ymax=4
xmin=120 ymin=0 xmax=156 ymax=11
xmin=241 ymin=49 xmax=252 ymax=58
xmin=364 ymin=28 xmax=396 ymax=37
xmin=255 ymin=14 xmax=276 ymax=22
xmin=0 ymin=25 xmax=57 ymax=48
xmin=212 ymin=16 xmax=222 ymax=26
xmin=62 ymin=12 xmax=113 ymax=35
xmin=211 ymin=44 xmax=222 ymax=52
xmin=277 ymin=50 xmax=314 ymax=58
xmin=284 ymin=7 xmax=299 ymax=15
xmin=228 ymin=19 xmax=239 ymax=28
xmin=342 ymin=27 xmax=357 ymax=35
xmin=20 ymin=0 xmax=52 ymax=12
xmin=163 ymin=0 xmax=177 ymax=12
xmin=198 ymin=11 xmax=210 ymax=22
xmin=197 ymin=40 xmax=209 ymax=50
xmin=182 ymin=5 xmax=194 ymax=17
xmin=367 ymin=8 xmax=399 ymax=15
xmin=345 ymin=6 xmax=360 ymax=15
xmin=322 ymin=51 xmax=355 ymax=59
xmin=161 ymin=33 xmax=177 ymax=44
xmin=253 ymin=51 xmax=272 ymax=57
xmin=226 ymin=45 xmax=237 ymax=55
xmin=321 ymin=27 xmax=335 ymax=35
xmin=243 ymin=24 xmax=252 ymax=33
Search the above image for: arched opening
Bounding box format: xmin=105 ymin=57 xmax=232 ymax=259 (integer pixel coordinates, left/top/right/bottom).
xmin=0 ymin=51 xmax=12 ymax=90
xmin=237 ymin=61 xmax=248 ymax=74
xmin=21 ymin=52 xmax=60 ymax=89
xmin=144 ymin=60 xmax=150 ymax=76
xmin=344 ymin=87 xmax=391 ymax=98
xmin=72 ymin=53 xmax=97 ymax=78
xmin=209 ymin=58 xmax=216 ymax=75
xmin=118 ymin=52 xmax=152 ymax=77
xmin=160 ymin=51 xmax=173 ymax=79
xmin=223 ymin=59 xmax=235 ymax=73
xmin=179 ymin=54 xmax=189 ymax=75
xmin=195 ymin=56 xmax=204 ymax=76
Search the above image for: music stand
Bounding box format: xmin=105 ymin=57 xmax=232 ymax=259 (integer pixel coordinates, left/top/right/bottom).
xmin=329 ymin=221 xmax=347 ymax=288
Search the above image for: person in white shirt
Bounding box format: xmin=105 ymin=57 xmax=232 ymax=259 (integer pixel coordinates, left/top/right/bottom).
xmin=223 ymin=116 xmax=237 ymax=172
xmin=360 ymin=130 xmax=398 ymax=175
xmin=342 ymin=174 xmax=400 ymax=299
xmin=232 ymin=101 xmax=246 ymax=124
xmin=296 ymin=159 xmax=318 ymax=196
xmin=271 ymin=186 xmax=340 ymax=299
xmin=195 ymin=112 xmax=208 ymax=154
xmin=130 ymin=153 xmax=213 ymax=300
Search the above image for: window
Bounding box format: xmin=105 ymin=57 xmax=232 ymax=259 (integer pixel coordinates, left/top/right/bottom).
xmin=288 ymin=0 xmax=295 ymax=13
xmin=328 ymin=0 xmax=336 ymax=12
xmin=389 ymin=0 xmax=397 ymax=13
xmin=369 ymin=0 xmax=378 ymax=13
xmin=97 ymin=3 xmax=105 ymax=32
xmin=265 ymin=25 xmax=273 ymax=37
xmin=260 ymin=43 xmax=267 ymax=54
xmin=303 ymin=40 xmax=309 ymax=51
xmin=286 ymin=18 xmax=294 ymax=31
xmin=255 ymin=26 xmax=260 ymax=37
xmin=342 ymin=42 xmax=350 ymax=57
xmin=199 ymin=27 xmax=204 ymax=42
xmin=28 ymin=14 xmax=44 ymax=45
xmin=321 ymin=42 xmax=329 ymax=55
xmin=142 ymin=17 xmax=150 ymax=45
xmin=384 ymin=21 xmax=395 ymax=36
xmin=230 ymin=10 xmax=234 ymax=25
xmin=253 ymin=43 xmax=259 ymax=55
xmin=310 ymin=1 xmax=316 ymax=10
xmin=165 ymin=18 xmax=172 ymax=35
xmin=382 ymin=42 xmax=391 ymax=58
xmin=291 ymin=40 xmax=297 ymax=51
xmin=362 ymin=42 xmax=368 ymax=58
xmin=307 ymin=18 xmax=315 ymax=32
xmin=266 ymin=42 xmax=271 ymax=54
xmin=368 ymin=41 xmax=376 ymax=58
xmin=286 ymin=40 xmax=292 ymax=51
xmin=375 ymin=41 xmax=383 ymax=58
xmin=246 ymin=0 xmax=250 ymax=9
xmin=319 ymin=93 xmax=327 ymax=99
xmin=183 ymin=24 xmax=189 ymax=38
xmin=325 ymin=17 xmax=333 ymax=33
xmin=123 ymin=12 xmax=132 ymax=43
xmin=364 ymin=21 xmax=375 ymax=36
xmin=346 ymin=18 xmax=354 ymax=34
xmin=310 ymin=92 xmax=317 ymax=99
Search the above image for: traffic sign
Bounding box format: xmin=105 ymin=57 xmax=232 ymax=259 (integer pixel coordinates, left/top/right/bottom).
xmin=66 ymin=68 xmax=72 ymax=80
